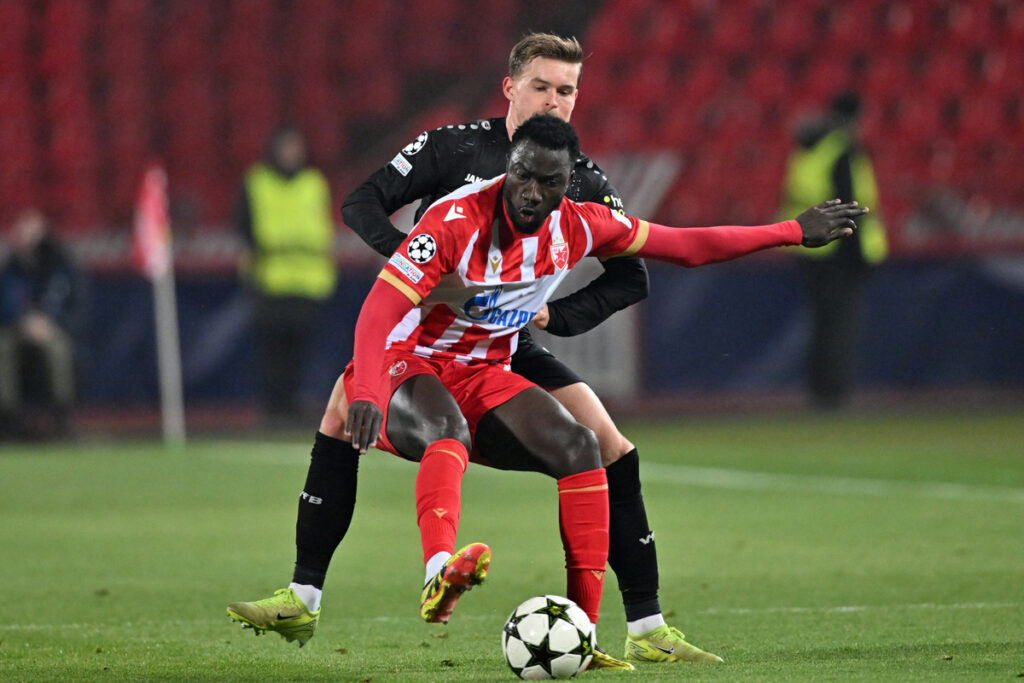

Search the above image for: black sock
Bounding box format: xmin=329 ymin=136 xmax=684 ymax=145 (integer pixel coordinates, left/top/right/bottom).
xmin=606 ymin=448 xmax=661 ymax=622
xmin=292 ymin=431 xmax=359 ymax=589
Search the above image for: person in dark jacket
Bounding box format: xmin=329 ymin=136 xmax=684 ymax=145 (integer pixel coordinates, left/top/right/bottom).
xmin=0 ymin=209 xmax=87 ymax=437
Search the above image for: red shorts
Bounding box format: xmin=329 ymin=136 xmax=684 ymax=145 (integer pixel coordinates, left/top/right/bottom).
xmin=342 ymin=349 xmax=538 ymax=462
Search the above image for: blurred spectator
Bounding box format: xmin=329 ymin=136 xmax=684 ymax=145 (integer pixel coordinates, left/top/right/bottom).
xmin=779 ymin=92 xmax=889 ymax=410
xmin=234 ymin=125 xmax=337 ymax=421
xmin=0 ymin=210 xmax=88 ymax=438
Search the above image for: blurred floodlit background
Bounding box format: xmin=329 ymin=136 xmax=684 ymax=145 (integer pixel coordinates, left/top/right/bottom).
xmin=1 ymin=0 xmax=1022 ymax=436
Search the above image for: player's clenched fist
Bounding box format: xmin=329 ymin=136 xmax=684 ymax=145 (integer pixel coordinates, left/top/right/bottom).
xmin=797 ymin=199 xmax=869 ymax=247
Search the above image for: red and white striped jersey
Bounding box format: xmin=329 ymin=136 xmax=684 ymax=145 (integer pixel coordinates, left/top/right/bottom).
xmin=377 ymin=175 xmax=648 ymax=365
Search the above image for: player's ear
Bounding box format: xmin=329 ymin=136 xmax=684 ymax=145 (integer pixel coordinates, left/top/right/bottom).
xmin=502 ymin=76 xmax=516 ymax=101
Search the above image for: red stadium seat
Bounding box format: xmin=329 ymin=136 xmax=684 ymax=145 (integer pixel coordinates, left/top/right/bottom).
xmin=745 ymin=57 xmax=789 ymax=104
xmin=956 ymin=93 xmax=1006 ymax=142
xmin=804 ymin=56 xmax=857 ymax=101
xmin=765 ymin=3 xmax=817 ymax=54
xmin=862 ymin=54 xmax=914 ymax=102
xmin=891 ymin=94 xmax=947 ymax=142
xmin=42 ymin=78 xmax=91 ymax=119
xmin=939 ymin=0 xmax=991 ymax=50
xmin=825 ymin=2 xmax=877 ymax=51
xmin=919 ymin=50 xmax=971 ymax=98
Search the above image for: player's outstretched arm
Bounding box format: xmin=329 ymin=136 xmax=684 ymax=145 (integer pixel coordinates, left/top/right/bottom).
xmin=611 ymin=199 xmax=869 ymax=267
xmin=797 ymin=199 xmax=868 ymax=247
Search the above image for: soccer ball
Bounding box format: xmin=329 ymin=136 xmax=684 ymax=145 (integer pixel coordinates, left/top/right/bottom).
xmin=501 ymin=595 xmax=594 ymax=679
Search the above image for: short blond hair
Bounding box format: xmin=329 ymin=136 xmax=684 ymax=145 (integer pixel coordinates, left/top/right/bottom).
xmin=508 ymin=33 xmax=584 ymax=82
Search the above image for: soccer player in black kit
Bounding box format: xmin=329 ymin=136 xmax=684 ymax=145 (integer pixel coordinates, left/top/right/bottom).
xmin=228 ymin=33 xmax=720 ymax=667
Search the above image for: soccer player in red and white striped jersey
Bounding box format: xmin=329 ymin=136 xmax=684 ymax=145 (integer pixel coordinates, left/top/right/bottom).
xmin=344 ymin=114 xmax=867 ymax=639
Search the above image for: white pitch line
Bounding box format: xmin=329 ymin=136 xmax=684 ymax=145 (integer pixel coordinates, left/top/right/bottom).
xmin=699 ymin=601 xmax=1020 ymax=616
xmin=639 ymin=462 xmax=1024 ymax=504
xmin=204 ymin=442 xmax=1024 ymax=505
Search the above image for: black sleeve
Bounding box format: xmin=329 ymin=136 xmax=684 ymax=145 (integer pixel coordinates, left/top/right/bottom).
xmin=543 ymin=255 xmax=649 ymax=337
xmin=341 ymin=130 xmax=447 ymax=258
xmin=543 ymin=166 xmax=649 ymax=337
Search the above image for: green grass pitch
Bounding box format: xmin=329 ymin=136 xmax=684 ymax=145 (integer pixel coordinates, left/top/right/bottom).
xmin=1 ymin=411 xmax=1022 ymax=681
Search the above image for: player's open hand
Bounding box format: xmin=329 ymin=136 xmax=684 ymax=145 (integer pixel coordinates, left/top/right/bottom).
xmin=797 ymin=199 xmax=868 ymax=247
xmin=345 ymin=399 xmax=383 ymax=453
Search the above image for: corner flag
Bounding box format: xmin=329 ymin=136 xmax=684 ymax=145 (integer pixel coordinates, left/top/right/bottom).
xmin=133 ymin=163 xmax=186 ymax=445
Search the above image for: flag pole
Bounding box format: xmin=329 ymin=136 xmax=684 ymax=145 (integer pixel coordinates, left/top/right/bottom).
xmin=133 ymin=164 xmax=186 ymax=446
xmin=152 ymin=263 xmax=186 ymax=445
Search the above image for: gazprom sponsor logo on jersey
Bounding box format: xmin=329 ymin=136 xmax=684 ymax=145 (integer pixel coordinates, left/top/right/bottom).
xmin=389 ymin=252 xmax=424 ymax=283
xmin=390 ymin=153 xmax=413 ymax=176
xmin=462 ymin=285 xmax=537 ymax=329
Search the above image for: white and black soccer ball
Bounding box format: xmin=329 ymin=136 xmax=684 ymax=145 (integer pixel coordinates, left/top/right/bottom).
xmin=501 ymin=595 xmax=594 ymax=680
xmin=407 ymin=233 xmax=436 ymax=263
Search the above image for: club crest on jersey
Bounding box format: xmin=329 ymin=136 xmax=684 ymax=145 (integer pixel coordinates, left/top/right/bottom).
xmin=402 ymin=131 xmax=429 ymax=156
xmin=388 ymin=360 xmax=408 ymax=377
xmin=407 ymin=234 xmax=437 ymax=263
xmin=550 ymin=237 xmax=569 ymax=270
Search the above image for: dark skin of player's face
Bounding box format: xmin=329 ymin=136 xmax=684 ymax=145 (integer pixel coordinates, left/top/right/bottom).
xmin=503 ymin=142 xmax=574 ymax=234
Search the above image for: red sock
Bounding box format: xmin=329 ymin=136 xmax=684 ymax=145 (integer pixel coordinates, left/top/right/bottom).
xmin=557 ymin=468 xmax=609 ymax=624
xmin=415 ymin=439 xmax=469 ymax=563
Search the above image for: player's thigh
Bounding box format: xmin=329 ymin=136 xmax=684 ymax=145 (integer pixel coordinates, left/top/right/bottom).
xmin=547 ymin=382 xmax=634 ymax=466
xmin=477 ymin=386 xmax=600 ymax=479
xmin=319 ymin=373 xmax=349 ymax=439
xmin=386 ymin=373 xmax=470 ymax=461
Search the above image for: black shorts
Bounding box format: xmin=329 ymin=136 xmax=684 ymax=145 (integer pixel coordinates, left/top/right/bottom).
xmin=510 ymin=328 xmax=584 ymax=389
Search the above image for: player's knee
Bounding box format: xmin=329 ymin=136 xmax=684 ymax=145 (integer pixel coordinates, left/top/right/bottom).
xmin=556 ymin=422 xmax=601 ymax=478
xmin=598 ymin=430 xmax=635 ymax=467
xmin=393 ymin=411 xmax=471 ymax=459
xmin=319 ymin=409 xmax=346 ymax=439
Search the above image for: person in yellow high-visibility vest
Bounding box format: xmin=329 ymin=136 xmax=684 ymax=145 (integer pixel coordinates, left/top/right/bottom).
xmin=779 ymin=93 xmax=888 ymax=410
xmin=235 ymin=125 xmax=336 ymax=420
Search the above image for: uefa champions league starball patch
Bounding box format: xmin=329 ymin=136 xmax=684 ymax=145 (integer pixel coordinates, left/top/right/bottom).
xmin=407 ymin=234 xmax=437 ymax=263
xmin=402 ymin=131 xmax=429 ymax=156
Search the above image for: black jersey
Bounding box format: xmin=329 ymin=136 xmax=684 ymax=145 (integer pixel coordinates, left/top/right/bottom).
xmin=342 ymin=116 xmax=649 ymax=337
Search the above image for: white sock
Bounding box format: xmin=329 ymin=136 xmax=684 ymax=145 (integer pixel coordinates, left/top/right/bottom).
xmin=424 ymin=551 xmax=452 ymax=585
xmin=289 ymin=582 xmax=322 ymax=612
xmin=627 ymin=613 xmax=666 ymax=636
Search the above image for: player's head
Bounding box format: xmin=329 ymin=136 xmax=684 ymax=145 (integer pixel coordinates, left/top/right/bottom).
xmin=503 ymin=33 xmax=584 ymax=136
xmin=266 ymin=124 xmax=308 ymax=175
xmin=503 ymin=114 xmax=580 ymax=234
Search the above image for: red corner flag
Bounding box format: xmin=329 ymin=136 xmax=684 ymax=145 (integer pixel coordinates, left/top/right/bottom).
xmin=133 ymin=164 xmax=172 ymax=280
